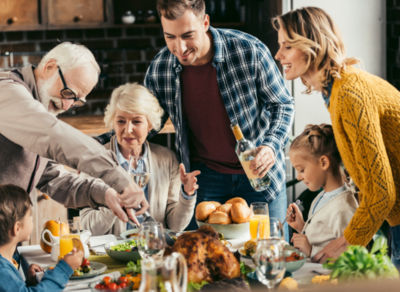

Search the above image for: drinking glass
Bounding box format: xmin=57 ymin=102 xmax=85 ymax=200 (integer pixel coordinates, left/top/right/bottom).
xmin=250 ymin=202 xmax=269 ymax=240
xmin=253 ymin=238 xmax=286 ymax=289
xmin=138 ymin=221 xmax=166 ymax=261
xmin=59 ymin=218 xmax=82 ymax=260
xmin=129 ymin=156 xmax=151 ymax=188
xmin=269 ymin=217 xmax=284 ymax=240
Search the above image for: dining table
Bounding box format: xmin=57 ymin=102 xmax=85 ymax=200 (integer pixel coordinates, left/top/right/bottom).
xmin=18 ymin=235 xmax=329 ymax=291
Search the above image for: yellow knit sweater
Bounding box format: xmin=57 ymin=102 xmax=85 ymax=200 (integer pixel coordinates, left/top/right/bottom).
xmin=329 ymin=67 xmax=400 ymax=246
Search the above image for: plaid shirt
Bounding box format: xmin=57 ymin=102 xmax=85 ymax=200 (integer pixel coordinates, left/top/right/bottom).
xmin=144 ymin=27 xmax=294 ymax=201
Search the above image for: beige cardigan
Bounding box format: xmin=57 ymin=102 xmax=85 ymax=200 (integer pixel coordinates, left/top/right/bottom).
xmin=80 ymin=139 xmax=196 ymax=235
xmin=303 ymin=188 xmax=358 ymax=258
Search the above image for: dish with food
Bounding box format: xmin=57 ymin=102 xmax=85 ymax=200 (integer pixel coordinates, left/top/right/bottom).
xmin=70 ymin=261 xmax=107 ymax=280
xmin=105 ymin=239 xmax=141 ymax=262
xmin=283 ymin=246 xmax=306 ymax=273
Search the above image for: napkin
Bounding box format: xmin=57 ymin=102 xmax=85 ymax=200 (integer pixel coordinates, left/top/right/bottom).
xmin=88 ymin=234 xmax=117 ymax=254
xmin=64 ymin=271 xmax=121 ymax=291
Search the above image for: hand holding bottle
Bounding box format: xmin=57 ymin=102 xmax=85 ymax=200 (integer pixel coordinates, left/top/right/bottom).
xmin=231 ymin=124 xmax=270 ymax=191
xmin=249 ymin=145 xmax=276 ymax=178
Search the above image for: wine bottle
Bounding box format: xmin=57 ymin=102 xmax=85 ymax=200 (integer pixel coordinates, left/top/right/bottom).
xmin=231 ymin=124 xmax=270 ymax=191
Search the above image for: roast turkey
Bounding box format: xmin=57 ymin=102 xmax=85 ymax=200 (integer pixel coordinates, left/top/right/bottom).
xmin=171 ymin=225 xmax=241 ymax=283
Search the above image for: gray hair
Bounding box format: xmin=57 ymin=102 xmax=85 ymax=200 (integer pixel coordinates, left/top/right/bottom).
xmin=38 ymin=42 xmax=100 ymax=75
xmin=104 ymin=83 xmax=164 ymax=131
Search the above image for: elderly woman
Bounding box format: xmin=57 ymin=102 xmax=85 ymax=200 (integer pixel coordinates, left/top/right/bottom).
xmin=80 ymin=83 xmax=200 ymax=235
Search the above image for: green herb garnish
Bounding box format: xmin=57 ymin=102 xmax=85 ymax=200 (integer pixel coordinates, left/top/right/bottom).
xmin=323 ymin=235 xmax=399 ymax=282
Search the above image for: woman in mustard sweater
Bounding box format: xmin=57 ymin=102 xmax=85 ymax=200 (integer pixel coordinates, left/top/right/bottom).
xmin=272 ymin=7 xmax=400 ymax=267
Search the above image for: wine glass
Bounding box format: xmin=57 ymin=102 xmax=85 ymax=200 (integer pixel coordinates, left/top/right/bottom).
xmin=138 ymin=221 xmax=166 ymax=261
xmin=249 ymin=202 xmax=270 ymax=240
xmin=129 ymin=155 xmax=151 ymax=188
xmin=253 ymin=238 xmax=286 ymax=289
xmin=269 ymin=217 xmax=284 ymax=240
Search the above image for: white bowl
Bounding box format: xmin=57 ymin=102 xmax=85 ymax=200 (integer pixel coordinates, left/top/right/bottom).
xmin=196 ymin=220 xmax=249 ymax=239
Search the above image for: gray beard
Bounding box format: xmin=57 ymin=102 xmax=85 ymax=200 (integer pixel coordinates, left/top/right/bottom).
xmin=37 ymin=75 xmax=65 ymax=116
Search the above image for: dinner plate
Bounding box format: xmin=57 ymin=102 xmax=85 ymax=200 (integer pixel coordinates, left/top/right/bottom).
xmin=238 ymin=247 xmax=253 ymax=259
xmin=70 ymin=261 xmax=107 ymax=280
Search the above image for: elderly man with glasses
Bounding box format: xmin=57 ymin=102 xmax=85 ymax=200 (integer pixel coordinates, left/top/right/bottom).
xmin=0 ymin=42 xmax=148 ymax=226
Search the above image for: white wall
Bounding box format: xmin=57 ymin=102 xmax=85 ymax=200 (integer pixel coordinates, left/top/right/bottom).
xmin=282 ymin=0 xmax=386 ymax=198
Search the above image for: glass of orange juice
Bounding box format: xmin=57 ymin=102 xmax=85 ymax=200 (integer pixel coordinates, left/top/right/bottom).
xmin=249 ymin=202 xmax=270 ymax=240
xmin=59 ymin=218 xmax=83 ymax=260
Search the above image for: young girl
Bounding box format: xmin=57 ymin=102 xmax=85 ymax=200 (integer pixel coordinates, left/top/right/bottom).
xmin=287 ymin=124 xmax=358 ymax=258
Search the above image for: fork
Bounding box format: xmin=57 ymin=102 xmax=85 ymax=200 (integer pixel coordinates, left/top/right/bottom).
xmin=282 ymin=199 xmax=302 ymax=225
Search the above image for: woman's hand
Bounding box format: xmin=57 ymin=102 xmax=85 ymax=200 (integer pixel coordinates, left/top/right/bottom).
xmin=250 ymin=145 xmax=276 ymax=177
xmin=179 ymin=163 xmax=201 ymax=196
xmin=291 ymin=233 xmax=312 ymax=257
xmin=286 ymin=203 xmax=304 ymax=232
xmin=312 ymin=236 xmax=349 ymax=263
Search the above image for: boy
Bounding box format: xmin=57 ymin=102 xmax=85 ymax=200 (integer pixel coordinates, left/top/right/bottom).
xmin=0 ymin=184 xmax=83 ymax=291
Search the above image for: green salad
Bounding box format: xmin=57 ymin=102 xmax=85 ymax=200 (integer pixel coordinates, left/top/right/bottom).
xmin=110 ymin=239 xmax=138 ymax=252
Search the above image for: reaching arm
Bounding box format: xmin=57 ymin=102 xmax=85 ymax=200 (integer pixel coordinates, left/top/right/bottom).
xmin=0 ymin=82 xmax=132 ymax=193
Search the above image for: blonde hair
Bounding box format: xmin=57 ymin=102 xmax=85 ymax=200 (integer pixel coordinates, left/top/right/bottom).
xmin=272 ymin=6 xmax=358 ymax=94
xmin=290 ymin=124 xmax=342 ymax=176
xmin=38 ymin=42 xmax=100 ymax=76
xmin=104 ymin=83 xmax=164 ymax=131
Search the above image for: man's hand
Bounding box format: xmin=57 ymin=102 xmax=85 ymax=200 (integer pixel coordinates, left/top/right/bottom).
xmin=179 ymin=163 xmax=201 ymax=195
xmin=104 ymin=186 xmax=148 ymax=224
xmin=291 ymin=233 xmax=312 ymax=257
xmin=120 ymin=183 xmax=149 ymax=216
xmin=312 ymin=236 xmax=349 ymax=263
xmin=250 ymin=145 xmax=275 ymax=177
xmin=286 ymin=203 xmax=304 ymax=233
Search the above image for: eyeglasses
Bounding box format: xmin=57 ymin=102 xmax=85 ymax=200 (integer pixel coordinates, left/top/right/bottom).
xmin=57 ymin=66 xmax=86 ymax=107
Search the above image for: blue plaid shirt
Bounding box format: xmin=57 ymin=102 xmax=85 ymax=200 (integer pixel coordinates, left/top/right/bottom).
xmin=144 ymin=27 xmax=294 ymax=201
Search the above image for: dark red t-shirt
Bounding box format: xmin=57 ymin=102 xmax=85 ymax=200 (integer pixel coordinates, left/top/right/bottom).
xmin=181 ymin=62 xmax=244 ymax=174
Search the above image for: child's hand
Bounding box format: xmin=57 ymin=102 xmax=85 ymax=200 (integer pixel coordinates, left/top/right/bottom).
xmin=63 ymin=248 xmax=84 ymax=271
xmin=179 ymin=163 xmax=201 ymax=195
xmin=286 ymin=203 xmax=304 ymax=232
xmin=26 ymin=264 xmax=43 ymax=285
xmin=291 ymin=233 xmax=312 ymax=257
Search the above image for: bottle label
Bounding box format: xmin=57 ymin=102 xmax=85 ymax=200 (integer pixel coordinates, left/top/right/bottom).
xmin=240 ymin=159 xmax=259 ymax=179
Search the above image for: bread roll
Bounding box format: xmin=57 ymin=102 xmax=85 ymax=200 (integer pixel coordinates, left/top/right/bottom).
xmin=216 ymin=203 xmax=232 ymax=214
xmin=226 ymin=197 xmax=248 ymax=207
xmin=195 ymin=201 xmax=221 ymax=221
xmin=208 ymin=211 xmax=232 ymax=224
xmin=231 ymin=202 xmax=251 ymax=223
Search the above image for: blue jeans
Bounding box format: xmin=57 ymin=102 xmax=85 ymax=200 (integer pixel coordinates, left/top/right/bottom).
xmin=187 ymin=163 xmax=288 ymax=241
xmin=390 ymin=224 xmax=400 ymax=270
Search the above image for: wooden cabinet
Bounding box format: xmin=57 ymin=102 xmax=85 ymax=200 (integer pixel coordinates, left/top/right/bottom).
xmin=46 ymin=0 xmax=105 ymax=26
xmin=0 ymin=0 xmax=40 ymax=27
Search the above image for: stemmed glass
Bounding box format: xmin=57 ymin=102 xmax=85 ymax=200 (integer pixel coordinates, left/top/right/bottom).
xmin=253 ymin=238 xmax=286 ymax=289
xmin=138 ymin=221 xmax=166 ymax=261
xmin=129 ymin=155 xmax=151 ymax=188
xmin=269 ymin=217 xmax=284 ymax=240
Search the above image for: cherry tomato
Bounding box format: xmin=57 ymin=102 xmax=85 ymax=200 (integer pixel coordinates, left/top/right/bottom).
xmin=103 ymin=276 xmax=111 ymax=285
xmin=119 ymin=282 xmax=127 ymax=288
xmin=81 ymin=258 xmax=90 ymax=267
xmin=118 ymin=276 xmax=128 ymax=283
xmin=95 ymin=283 xmax=105 ymax=289
xmin=107 ymin=282 xmax=118 ymax=290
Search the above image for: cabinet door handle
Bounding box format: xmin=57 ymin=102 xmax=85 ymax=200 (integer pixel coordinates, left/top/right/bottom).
xmin=7 ymin=16 xmax=18 ymax=25
xmin=73 ymin=15 xmax=83 ymax=22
